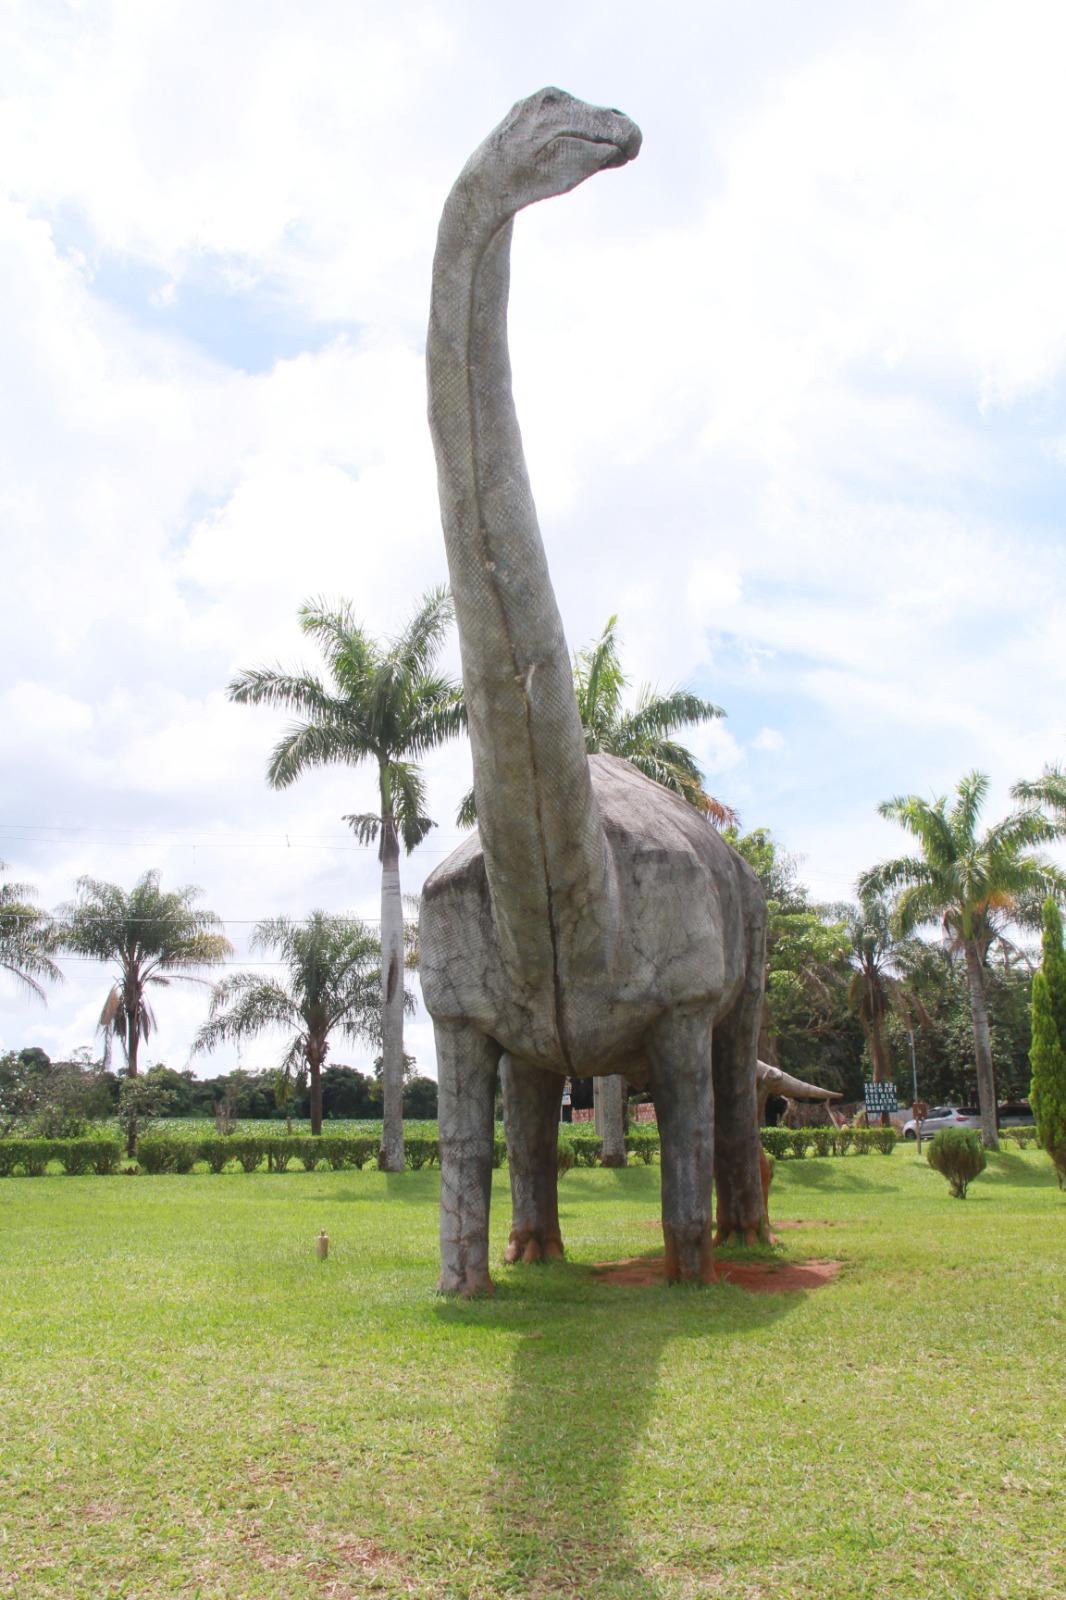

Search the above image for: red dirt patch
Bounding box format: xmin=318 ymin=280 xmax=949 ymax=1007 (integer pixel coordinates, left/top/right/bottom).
xmin=594 ymin=1254 xmax=841 ymax=1292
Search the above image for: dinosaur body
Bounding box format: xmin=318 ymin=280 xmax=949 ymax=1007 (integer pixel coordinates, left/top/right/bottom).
xmin=422 ymin=89 xmax=768 ymax=1294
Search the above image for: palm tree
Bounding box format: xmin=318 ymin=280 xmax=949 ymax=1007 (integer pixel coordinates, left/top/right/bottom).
xmin=840 ymin=893 xmax=925 ymax=1120
xmin=457 ymin=615 xmax=735 ymax=828
xmin=0 ymin=863 xmax=61 ymax=1001
xmin=194 ymin=913 xmax=387 ymax=1135
xmin=59 ymin=871 xmax=231 ymax=1153
xmin=227 ymin=588 xmax=465 ymax=1171
xmin=575 ymin=616 xmax=737 ymax=822
xmin=1012 ymin=764 xmax=1066 ymax=823
xmin=859 ymin=772 xmax=1066 ymax=1148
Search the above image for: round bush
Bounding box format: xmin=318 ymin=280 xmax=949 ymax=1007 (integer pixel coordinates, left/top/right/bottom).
xmin=926 ymin=1128 xmax=987 ymax=1198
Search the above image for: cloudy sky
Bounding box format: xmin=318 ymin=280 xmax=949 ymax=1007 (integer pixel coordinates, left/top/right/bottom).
xmin=2 ymin=0 xmax=1064 ymax=1079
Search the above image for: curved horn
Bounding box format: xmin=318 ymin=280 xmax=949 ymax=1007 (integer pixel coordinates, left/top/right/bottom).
xmin=756 ymin=1060 xmax=842 ymax=1100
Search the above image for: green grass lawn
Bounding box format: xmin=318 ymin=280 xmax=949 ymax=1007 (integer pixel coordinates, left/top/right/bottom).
xmin=1 ymin=1146 xmax=1063 ymax=1599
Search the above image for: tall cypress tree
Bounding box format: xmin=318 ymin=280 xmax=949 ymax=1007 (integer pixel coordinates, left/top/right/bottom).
xmin=1030 ymin=897 xmax=1066 ymax=1188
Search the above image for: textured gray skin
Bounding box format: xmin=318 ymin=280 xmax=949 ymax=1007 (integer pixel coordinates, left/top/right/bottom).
xmin=422 ymin=88 xmax=768 ymax=1294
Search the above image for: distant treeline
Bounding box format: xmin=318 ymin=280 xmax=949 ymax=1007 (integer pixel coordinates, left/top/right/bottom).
xmin=0 ymin=1049 xmax=437 ymax=1136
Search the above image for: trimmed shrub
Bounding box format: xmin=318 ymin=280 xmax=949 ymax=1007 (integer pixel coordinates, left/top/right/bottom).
xmin=927 ymin=1128 xmax=986 ymax=1198
xmin=349 ymin=1137 xmax=376 ymax=1170
xmin=788 ymin=1130 xmax=813 ymax=1158
xmin=266 ymin=1139 xmax=292 ymax=1173
xmin=492 ymin=1137 xmax=507 ymax=1169
xmin=201 ymin=1139 xmax=233 ymax=1173
xmin=321 ymin=1138 xmax=351 ymax=1172
xmin=809 ymin=1127 xmax=835 ymax=1157
xmin=136 ymin=1137 xmax=198 ymax=1174
xmin=759 ymin=1128 xmax=792 ymax=1161
xmin=229 ymin=1138 xmax=266 ymax=1173
xmin=625 ymin=1130 xmax=659 ymax=1165
xmin=6 ymin=1139 xmax=55 ymax=1177
xmin=871 ymin=1127 xmax=898 ymax=1155
xmin=404 ymin=1137 xmax=439 ymax=1170
xmin=297 ymin=1139 xmax=322 ymax=1171
xmin=53 ymin=1139 xmax=94 ymax=1176
xmin=0 ymin=1143 xmax=20 ymax=1177
xmin=89 ymin=1140 xmax=123 ymax=1175
xmin=556 ymin=1142 xmax=575 ymax=1174
xmin=851 ymin=1129 xmax=875 ymax=1155
xmin=570 ymin=1137 xmax=602 ymax=1167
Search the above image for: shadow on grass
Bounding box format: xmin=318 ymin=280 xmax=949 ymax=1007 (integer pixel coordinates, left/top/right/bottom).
xmin=979 ymin=1150 xmax=1056 ymax=1188
xmin=296 ymin=1172 xmax=440 ymax=1204
xmin=435 ymin=1253 xmax=799 ymax=1597
xmin=778 ymin=1161 xmax=898 ymax=1194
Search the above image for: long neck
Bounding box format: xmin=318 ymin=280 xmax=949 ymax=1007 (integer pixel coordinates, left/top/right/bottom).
xmin=428 ymin=188 xmax=612 ymax=983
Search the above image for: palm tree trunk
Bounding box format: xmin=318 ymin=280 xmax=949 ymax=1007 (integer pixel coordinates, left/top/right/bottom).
xmin=867 ymin=1016 xmax=892 ymax=1126
xmin=309 ymin=1058 xmax=323 ymax=1137
xmin=594 ymin=1074 xmax=627 ymax=1166
xmin=125 ymin=1010 xmax=140 ymax=1156
xmin=963 ymin=940 xmax=999 ymax=1150
xmin=378 ymin=812 xmax=406 ymax=1172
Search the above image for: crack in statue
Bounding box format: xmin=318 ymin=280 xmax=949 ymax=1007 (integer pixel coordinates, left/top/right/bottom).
xmin=421 ymin=88 xmax=769 ymax=1294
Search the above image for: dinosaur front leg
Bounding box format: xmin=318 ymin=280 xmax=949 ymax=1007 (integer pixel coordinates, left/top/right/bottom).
xmin=501 ymin=1054 xmax=565 ymax=1263
xmin=436 ymin=1020 xmax=501 ymax=1296
xmin=648 ymin=1009 xmax=715 ymax=1284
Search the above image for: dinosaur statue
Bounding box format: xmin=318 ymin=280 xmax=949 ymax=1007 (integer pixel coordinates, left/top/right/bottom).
xmin=744 ymin=1061 xmax=843 ymax=1227
xmin=420 ymin=88 xmax=768 ymax=1295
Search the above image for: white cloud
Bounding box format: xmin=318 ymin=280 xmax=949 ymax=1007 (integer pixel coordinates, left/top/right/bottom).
xmin=3 ymin=0 xmax=1066 ymax=1073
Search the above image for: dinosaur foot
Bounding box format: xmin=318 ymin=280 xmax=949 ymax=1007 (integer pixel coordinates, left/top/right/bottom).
xmin=662 ymin=1220 xmax=715 ymax=1285
xmin=713 ymin=1220 xmax=773 ymax=1248
xmin=438 ymin=1266 xmax=495 ymax=1298
xmin=504 ymin=1228 xmax=565 ymax=1265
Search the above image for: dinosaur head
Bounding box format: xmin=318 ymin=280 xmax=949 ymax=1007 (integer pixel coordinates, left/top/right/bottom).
xmin=468 ymin=87 xmax=642 ymax=218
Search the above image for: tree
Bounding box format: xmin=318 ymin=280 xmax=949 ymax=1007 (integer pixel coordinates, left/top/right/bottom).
xmin=457 ymin=614 xmax=736 ymax=827
xmin=859 ymin=772 xmax=1065 ymax=1149
xmin=838 ymin=893 xmax=927 ymax=1117
xmin=193 ymin=913 xmax=388 ymax=1137
xmin=228 ymin=588 xmax=464 ymax=1171
xmin=59 ymin=871 xmax=231 ymax=1152
xmin=0 ymin=863 xmax=61 ymax=1001
xmin=1029 ymin=897 xmax=1066 ymax=1186
xmin=1012 ymin=763 xmax=1066 ymax=822
xmin=881 ymin=945 xmax=1034 ymax=1107
xmin=726 ymin=827 xmax=850 ymax=1072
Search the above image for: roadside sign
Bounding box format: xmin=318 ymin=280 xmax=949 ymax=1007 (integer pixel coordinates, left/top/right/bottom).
xmin=864 ymin=1080 xmax=898 ymax=1114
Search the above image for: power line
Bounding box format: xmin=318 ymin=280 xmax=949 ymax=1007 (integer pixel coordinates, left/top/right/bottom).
xmin=0 ymin=821 xmax=459 ymax=855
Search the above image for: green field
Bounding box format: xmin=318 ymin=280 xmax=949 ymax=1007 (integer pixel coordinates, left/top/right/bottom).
xmin=1 ymin=1146 xmax=1063 ymax=1598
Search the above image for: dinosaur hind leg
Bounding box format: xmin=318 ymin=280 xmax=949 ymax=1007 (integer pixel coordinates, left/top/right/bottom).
xmin=648 ymin=1009 xmax=715 ymax=1284
xmin=437 ymin=1020 xmax=501 ymax=1296
xmin=713 ymin=904 xmax=772 ymax=1247
xmin=501 ymin=1054 xmax=565 ymax=1263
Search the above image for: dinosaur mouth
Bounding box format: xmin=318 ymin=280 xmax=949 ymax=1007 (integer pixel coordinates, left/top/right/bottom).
xmin=552 ymin=131 xmax=641 ymax=168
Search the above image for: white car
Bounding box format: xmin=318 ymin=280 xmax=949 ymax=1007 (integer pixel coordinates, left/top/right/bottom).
xmin=903 ymin=1105 xmax=981 ymax=1139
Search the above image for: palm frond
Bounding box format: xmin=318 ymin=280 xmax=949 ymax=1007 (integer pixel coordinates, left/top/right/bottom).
xmin=266 ymin=719 xmax=370 ymax=788
xmin=390 ymin=586 xmax=454 ymax=681
xmin=456 ymin=786 xmax=478 ymax=830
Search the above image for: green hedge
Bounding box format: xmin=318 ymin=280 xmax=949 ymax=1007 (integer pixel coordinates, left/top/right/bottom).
xmin=0 ymin=1138 xmax=123 ymax=1176
xmin=0 ymin=1124 xmax=901 ymax=1176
